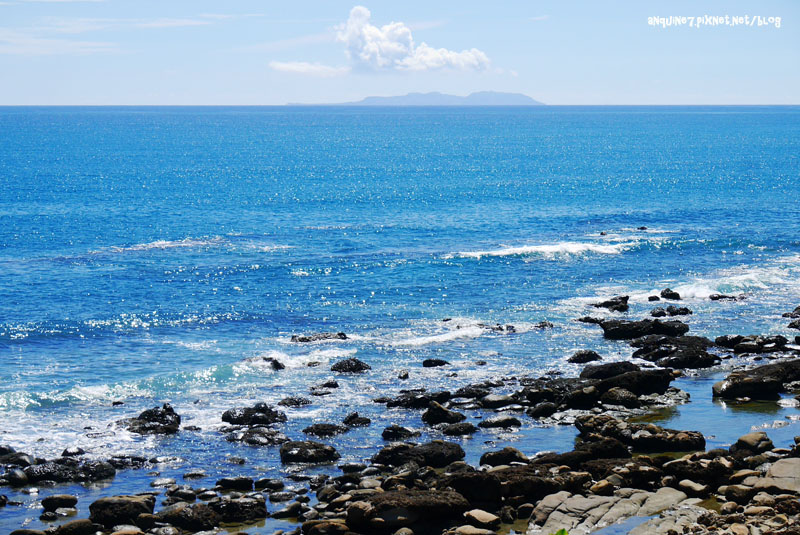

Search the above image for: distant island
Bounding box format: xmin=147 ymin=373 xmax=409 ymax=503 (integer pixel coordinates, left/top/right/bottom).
xmin=290 ymin=91 xmax=544 ymax=106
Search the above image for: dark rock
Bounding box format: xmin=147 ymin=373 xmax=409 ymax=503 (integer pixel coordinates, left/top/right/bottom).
xmin=88 ymin=494 xmax=156 ymax=527
xmin=710 ymin=294 xmax=738 ymax=301
xmin=480 ymin=447 xmax=528 ymax=466
xmin=346 ymin=489 xmax=470 ymax=531
xmin=382 ymin=425 xmax=420 ymax=441
xmin=221 ymin=403 xmax=287 ymax=426
xmin=580 ymin=361 xmax=640 ymax=380
xmin=715 ymin=334 xmax=744 ymax=348
xmin=0 ymin=451 xmax=34 ymax=467
xmin=156 ymin=501 xmax=221 ymax=531
xmin=226 ymin=425 xmax=289 ymax=446
xmin=454 ymin=384 xmax=491 ymax=398
xmin=661 ymin=288 xmax=681 ymax=300
xmin=598 ymin=319 xmax=689 ymax=340
xmin=372 ymin=441 xmax=465 ymax=468
xmin=385 ymin=390 xmax=451 ymax=409
xmin=422 ymin=358 xmax=449 ymax=368
xmin=666 ymin=305 xmax=692 ymax=316
xmin=343 ymin=412 xmax=371 ymax=427
xmin=650 ymin=307 xmax=667 ymax=318
xmin=291 ymin=332 xmax=347 ymax=343
xmin=330 ymin=357 xmax=371 ymax=373
xmin=42 ymin=494 xmax=78 ymax=512
xmin=120 ymin=404 xmax=181 ymax=435
xmin=209 ymin=496 xmax=267 ymax=523
xmin=53 ymin=519 xmax=99 ymax=535
xmin=437 ymin=472 xmax=502 ymax=508
xmin=532 ymin=437 xmax=630 ymax=468
xmin=61 ymin=447 xmax=84 ymax=458
xmin=592 ymin=295 xmax=629 ymax=313
xmin=577 ymin=316 xmax=603 ymax=324
xmin=729 ymin=432 xmax=774 ymax=455
xmin=278 ymin=396 xmax=312 ymax=407
xmin=789 ymin=319 xmax=800 ymax=330
xmin=600 ymin=387 xmax=642 ymax=408
xmin=712 ymin=359 xmax=800 ymax=399
xmin=479 ymin=394 xmax=515 ymax=409
xmin=6 ymin=468 xmax=28 ymax=486
xmin=648 ymin=295 xmax=660 ymax=301
xmin=303 ymin=423 xmax=349 ymax=437
xmin=24 ymin=462 xmax=79 ymax=484
xmin=422 ymin=401 xmax=466 ymax=425
xmin=279 ymin=441 xmax=340 ymax=463
xmin=568 ymin=350 xmax=602 ymax=364
xmin=442 ymin=422 xmax=477 ymax=436
xmin=216 ymin=476 xmax=253 ymax=491
xmin=564 ymin=386 xmax=601 ymax=409
xmin=597 ymin=369 xmax=675 ymax=395
xmin=526 ymin=402 xmax=558 ymax=418
xmin=576 ymin=414 xmax=705 ymax=452
xmin=631 ymin=335 xmax=718 ymax=369
xmin=782 ymin=305 xmax=800 ymax=318
xmin=478 ymin=415 xmax=521 ymax=428
xmin=255 ymin=478 xmax=284 ymax=491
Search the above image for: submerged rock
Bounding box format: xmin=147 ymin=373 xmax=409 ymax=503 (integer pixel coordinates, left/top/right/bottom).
xmin=303 ymin=423 xmax=349 ymax=437
xmin=279 ymin=441 xmax=340 ymax=463
xmin=225 ymin=425 xmax=289 ymax=446
xmin=291 ymin=332 xmax=347 ymax=343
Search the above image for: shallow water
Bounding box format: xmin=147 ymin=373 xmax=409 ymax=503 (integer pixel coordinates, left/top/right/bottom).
xmin=1 ymin=106 xmax=799 ymax=533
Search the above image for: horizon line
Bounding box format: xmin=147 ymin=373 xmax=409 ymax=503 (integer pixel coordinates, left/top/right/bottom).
xmin=1 ymin=103 xmax=799 ymax=107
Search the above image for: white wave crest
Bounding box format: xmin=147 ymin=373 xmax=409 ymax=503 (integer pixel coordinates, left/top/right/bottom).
xmin=237 ymin=348 xmax=357 ymax=371
xmin=390 ymin=325 xmax=486 ymax=347
xmin=108 ymin=237 xmax=226 ymax=253
xmin=450 ymin=241 xmax=636 ymax=260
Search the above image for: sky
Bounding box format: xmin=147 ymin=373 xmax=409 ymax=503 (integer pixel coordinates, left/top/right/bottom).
xmin=0 ymin=0 xmax=797 ymax=105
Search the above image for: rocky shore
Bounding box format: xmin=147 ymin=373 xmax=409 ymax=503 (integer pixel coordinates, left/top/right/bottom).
xmin=3 ymin=296 xmax=800 ymax=535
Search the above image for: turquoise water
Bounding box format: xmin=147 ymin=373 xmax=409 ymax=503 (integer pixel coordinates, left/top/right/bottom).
xmin=1 ymin=106 xmax=799 ymax=532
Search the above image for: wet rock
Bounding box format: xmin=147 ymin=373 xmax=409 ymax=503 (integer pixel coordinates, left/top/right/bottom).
xmin=254 ymin=477 xmax=284 ymax=491
xmin=330 ymin=357 xmax=371 ymax=373
xmin=209 ymin=495 xmax=268 ymax=523
xmin=303 ymin=423 xmax=349 ymax=437
xmin=216 ymin=476 xmax=253 ymax=491
xmin=226 ymin=425 xmax=289 ymax=446
xmin=372 ymin=441 xmax=465 ymax=468
xmin=650 ymin=307 xmax=667 ymax=317
xmin=592 ymin=295 xmax=630 ymax=313
xmin=526 ymin=402 xmax=558 ymax=418
xmin=221 ymin=402 xmax=287 ymax=426
xmin=382 ymin=425 xmax=420 ymax=441
xmin=343 ymin=412 xmax=371 ymax=427
xmin=442 ymin=422 xmax=478 ymax=436
xmin=575 ymin=414 xmax=705 ymax=452
xmin=595 ymin=369 xmax=675 ymax=396
xmin=422 ymin=402 xmax=466 ymax=425
xmin=600 ymin=387 xmax=641 ymax=408
xmin=463 ymin=509 xmax=500 ymax=529
xmin=454 ymin=385 xmax=491 ymax=398
xmin=661 ymin=288 xmax=681 ymax=300
xmin=580 ymin=361 xmax=640 ymax=380
xmin=278 ymin=396 xmax=312 ymax=407
xmin=386 ymin=390 xmax=451 ymax=409
xmin=279 ymin=441 xmax=340 ymax=463
xmin=532 ymin=437 xmax=630 ymax=468
xmin=753 ymin=457 xmax=800 ymax=493
xmin=477 ymin=415 xmax=521 ymax=428
xmin=291 ymin=332 xmax=347 ymax=343
xmin=6 ymin=468 xmax=28 ymax=486
xmin=783 ymin=305 xmax=800 ymax=318
xmin=61 ymin=447 xmax=85 ymax=457
xmin=789 ymin=319 xmax=800 ymax=330
xmin=120 ymin=404 xmax=181 ymax=435
xmin=479 ymin=394 xmax=515 ymax=409
xmin=648 ymin=295 xmax=660 ymax=301
xmin=598 ymin=318 xmax=689 ymax=340
xmin=42 ymin=494 xmax=78 ymax=512
xmin=0 ymin=451 xmax=35 ymax=467
xmin=88 ymin=495 xmax=156 ymax=528
xmin=479 ymin=447 xmax=528 ymax=466
xmin=710 ymin=293 xmax=738 ymax=301
xmin=54 ymin=519 xmax=100 ymax=535
xmin=155 ymin=501 xmax=221 ymax=532
xmin=666 ymin=305 xmax=691 ymax=316
xmin=568 ymin=350 xmax=602 ymax=364
xmin=564 ymin=386 xmax=601 ymax=409
xmin=346 ymin=489 xmax=470 ymax=531
xmin=712 ymin=358 xmax=800 ymax=399
xmin=422 ymin=358 xmax=449 ymax=368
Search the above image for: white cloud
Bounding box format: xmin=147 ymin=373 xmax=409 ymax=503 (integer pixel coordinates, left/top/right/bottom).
xmin=335 ymin=6 xmax=489 ymax=71
xmin=0 ymin=29 xmax=114 ymax=54
xmin=268 ymin=60 xmax=349 ymax=77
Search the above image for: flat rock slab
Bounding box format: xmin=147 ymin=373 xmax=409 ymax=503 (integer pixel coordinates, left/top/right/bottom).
xmin=753 ymin=458 xmax=800 ymax=494
xmin=527 ymin=487 xmax=688 ymax=535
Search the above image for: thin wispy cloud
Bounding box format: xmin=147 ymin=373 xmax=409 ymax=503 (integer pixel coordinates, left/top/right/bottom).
xmin=268 ymin=60 xmax=349 ymax=77
xmin=244 ymin=31 xmax=334 ymax=53
xmin=0 ymin=29 xmax=114 ymax=54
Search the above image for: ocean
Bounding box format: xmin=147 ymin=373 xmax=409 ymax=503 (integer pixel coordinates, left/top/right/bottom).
xmin=1 ymin=105 xmax=799 ymax=532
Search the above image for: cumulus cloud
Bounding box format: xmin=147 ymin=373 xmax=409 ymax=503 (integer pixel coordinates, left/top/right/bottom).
xmin=268 ymin=60 xmax=349 ymax=77
xmin=335 ymin=6 xmax=489 ymax=71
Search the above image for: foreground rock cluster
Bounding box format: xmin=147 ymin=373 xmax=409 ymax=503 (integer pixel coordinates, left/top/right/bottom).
xmin=2 ymin=302 xmax=800 ymax=535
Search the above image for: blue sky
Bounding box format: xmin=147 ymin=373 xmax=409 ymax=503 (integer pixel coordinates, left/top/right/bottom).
xmin=0 ymin=0 xmax=797 ymax=104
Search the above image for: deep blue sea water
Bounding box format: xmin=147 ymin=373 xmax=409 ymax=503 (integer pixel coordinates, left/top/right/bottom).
xmin=1 ymin=106 xmax=800 ymax=532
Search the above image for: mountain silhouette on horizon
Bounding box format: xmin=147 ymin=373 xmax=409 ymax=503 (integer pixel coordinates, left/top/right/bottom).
xmin=292 ymin=91 xmax=544 ymax=106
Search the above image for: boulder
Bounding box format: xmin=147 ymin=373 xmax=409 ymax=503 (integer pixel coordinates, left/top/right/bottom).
xmin=346 ymin=490 xmax=470 ymax=531
xmin=226 ymin=425 xmax=289 ymax=446
xmin=730 ymin=432 xmax=774 ymax=455
xmin=279 ymin=441 xmax=340 ymax=463
xmin=477 ymin=415 xmax=521 ymax=428
xmin=381 ymin=425 xmax=420 ymax=441
xmin=568 ymin=350 xmax=602 ymax=364
xmin=42 ymin=494 xmax=78 ymax=512
xmin=479 ymin=447 xmax=528 ymax=466
xmin=422 ymin=401 xmax=466 ymax=425
xmin=661 ymin=288 xmax=681 ymax=300
xmin=575 ymin=414 xmax=704 ymax=452
xmin=597 ymin=319 xmax=689 ymax=340
xmin=712 ymin=359 xmax=800 ymax=399
xmin=221 ymin=402 xmax=287 ymax=426
xmin=422 ymin=359 xmax=449 ymax=368
xmin=88 ymin=495 xmax=156 ymax=528
xmin=278 ymin=396 xmax=312 ymax=407
xmin=580 ymin=361 xmax=640 ymax=380
xmin=442 ymin=422 xmax=478 ymax=436
xmin=155 ymin=502 xmax=221 ymax=532
xmin=372 ymin=441 xmax=465 ymax=468
xmin=120 ymin=404 xmax=181 ymax=435
xmin=595 ymin=369 xmax=675 ymax=395
xmin=600 ymin=387 xmax=641 ymax=408
xmin=216 ymin=476 xmax=253 ymax=491
xmin=385 ymin=390 xmax=451 ymax=409
xmin=291 ymin=332 xmax=347 ymax=343
xmin=209 ymin=496 xmax=268 ymax=523
xmin=343 ymin=412 xmax=371 ymax=427
xmin=331 ymin=357 xmax=371 ymax=373
xmin=592 ymin=295 xmax=629 ymax=313
xmin=303 ymin=423 xmax=349 ymax=437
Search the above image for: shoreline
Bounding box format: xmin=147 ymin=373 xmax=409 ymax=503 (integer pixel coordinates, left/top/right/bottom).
xmin=2 ymin=297 xmax=800 ymax=535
